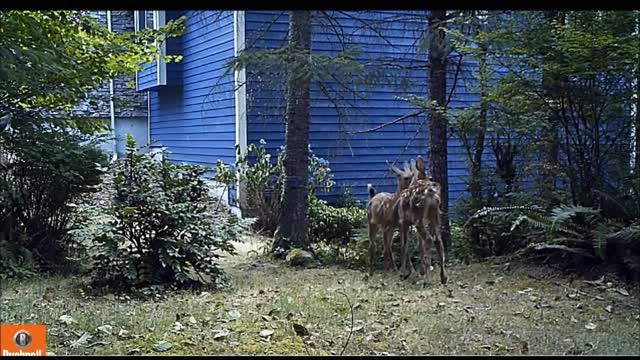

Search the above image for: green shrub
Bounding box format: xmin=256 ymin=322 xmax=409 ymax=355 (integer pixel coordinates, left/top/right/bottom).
xmin=214 ymin=141 xmax=335 ymax=235
xmin=0 ymin=113 xmax=108 ymax=278
xmin=334 ymin=186 xmax=362 ymax=208
xmin=307 ymin=196 xmax=367 ymax=259
xmin=76 ymin=135 xmax=247 ymax=292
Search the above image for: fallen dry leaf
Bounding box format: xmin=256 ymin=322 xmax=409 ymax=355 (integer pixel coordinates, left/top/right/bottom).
xmin=172 ymin=322 xmax=184 ymax=332
xmin=259 ymin=329 xmax=275 ymax=338
xmin=212 ymin=329 xmax=230 ymax=340
xmin=68 ymin=332 xmax=92 ymax=349
xmin=97 ymin=325 xmax=113 ymax=335
xmin=583 ymin=275 xmax=605 ymax=286
xmin=153 ymin=341 xmax=173 ymax=352
xmin=59 ymin=315 xmax=76 ymax=325
xmin=616 ymin=288 xmax=630 ymax=296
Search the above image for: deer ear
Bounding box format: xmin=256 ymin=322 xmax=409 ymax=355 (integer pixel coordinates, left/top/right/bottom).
xmin=416 ymin=156 xmax=425 ymax=169
xmin=415 ymin=156 xmax=426 ymax=173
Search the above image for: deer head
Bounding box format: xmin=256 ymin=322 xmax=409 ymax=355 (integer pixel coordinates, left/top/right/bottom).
xmin=388 ymin=160 xmax=414 ymax=192
xmin=409 ymin=155 xmax=429 ymax=184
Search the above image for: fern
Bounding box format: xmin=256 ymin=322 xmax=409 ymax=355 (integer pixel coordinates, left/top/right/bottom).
xmin=609 ymin=224 xmax=640 ymax=242
xmin=465 ymin=205 xmax=545 ymax=227
xmin=550 ymin=204 xmax=600 ymax=227
xmin=510 ymin=212 xmax=581 ymax=238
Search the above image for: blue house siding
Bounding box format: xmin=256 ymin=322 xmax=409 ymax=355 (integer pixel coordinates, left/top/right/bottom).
xmin=148 ymin=10 xmax=237 ymax=167
xmin=137 ymin=63 xmax=158 ymax=90
xmin=245 ymin=11 xmax=489 ymax=208
xmin=138 ymin=10 xmax=532 ymax=216
xmin=136 ymin=11 xmax=183 ymax=91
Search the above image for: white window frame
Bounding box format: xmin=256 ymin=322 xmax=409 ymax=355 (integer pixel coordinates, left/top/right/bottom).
xmin=133 ymin=10 xmax=167 ymax=87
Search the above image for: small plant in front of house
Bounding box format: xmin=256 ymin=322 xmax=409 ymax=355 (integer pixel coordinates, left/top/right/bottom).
xmin=82 ymin=134 xmax=246 ymax=293
xmin=307 ymin=196 xmax=367 ymax=261
xmin=216 ymin=140 xmax=335 ymax=235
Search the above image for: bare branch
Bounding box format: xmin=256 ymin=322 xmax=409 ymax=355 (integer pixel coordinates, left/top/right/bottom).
xmin=347 ymin=110 xmax=424 ymax=134
xmin=317 ymin=11 xmax=350 ymax=52
xmin=446 ymin=53 xmax=464 ymax=107
xmin=246 ymin=11 xmax=288 ymax=50
xmin=390 ymin=115 xmax=428 ymax=166
xmin=335 ymin=11 xmax=397 ymax=48
xmin=337 ymin=280 xmax=354 ymax=356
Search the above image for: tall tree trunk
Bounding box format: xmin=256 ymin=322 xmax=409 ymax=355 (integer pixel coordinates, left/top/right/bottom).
xmin=427 ymin=10 xmax=451 ymax=252
xmin=272 ymin=11 xmax=312 ymax=257
xmin=635 ymin=11 xmax=640 ymax=176
xmin=538 ymin=10 xmax=564 ymax=199
xmin=469 ymin=41 xmax=488 ymax=250
xmin=635 ymin=65 xmax=640 ymax=177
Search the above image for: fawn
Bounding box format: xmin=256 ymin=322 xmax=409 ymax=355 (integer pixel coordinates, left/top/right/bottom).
xmin=367 ymin=158 xmax=425 ymax=274
xmin=396 ymin=157 xmax=448 ymax=285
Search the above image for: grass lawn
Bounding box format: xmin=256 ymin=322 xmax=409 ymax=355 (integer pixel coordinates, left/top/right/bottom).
xmin=1 ymin=235 xmax=639 ymax=355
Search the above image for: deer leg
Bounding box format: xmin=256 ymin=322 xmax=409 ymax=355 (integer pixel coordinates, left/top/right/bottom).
xmin=433 ymin=224 xmax=448 ymax=285
xmin=368 ymin=223 xmax=378 ymax=275
xmin=383 ymin=227 xmax=397 ymax=272
xmin=400 ymin=224 xmax=414 ymax=277
xmin=416 ymin=223 xmax=433 ymax=282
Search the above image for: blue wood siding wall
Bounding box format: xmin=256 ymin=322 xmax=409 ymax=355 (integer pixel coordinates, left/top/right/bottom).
xmin=137 ymin=62 xmax=158 ymax=90
xmin=148 ymin=11 xmax=237 ymax=166
xmin=245 ymin=11 xmax=492 ymax=209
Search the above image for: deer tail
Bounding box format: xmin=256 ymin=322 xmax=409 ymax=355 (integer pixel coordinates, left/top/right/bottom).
xmin=367 ymin=184 xmax=376 ymax=200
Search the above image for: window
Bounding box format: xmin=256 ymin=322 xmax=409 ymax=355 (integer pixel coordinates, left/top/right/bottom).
xmin=134 ymin=10 xmax=165 ymax=32
xmin=134 ymin=10 xmax=167 ymax=87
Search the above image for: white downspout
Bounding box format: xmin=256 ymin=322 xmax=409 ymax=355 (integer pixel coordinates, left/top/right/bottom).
xmin=107 ymin=10 xmax=117 ymax=161
xmin=233 ymin=10 xmax=247 ymax=217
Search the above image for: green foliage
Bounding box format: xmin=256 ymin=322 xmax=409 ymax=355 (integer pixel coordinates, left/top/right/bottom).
xmin=0 ymin=111 xmax=108 ymax=278
xmin=333 ymin=186 xmax=363 ymax=208
xmin=0 ymin=239 xmax=37 ymax=280
xmin=77 ymin=135 xmax=247 ymax=292
xmin=307 ymin=196 xmax=367 ymax=250
xmin=448 ymin=222 xmax=474 ymax=263
xmin=0 ymin=10 xmax=184 ymax=279
xmin=214 ymin=141 xmax=335 ymax=235
xmin=0 ymin=11 xmax=185 ymax=120
xmin=485 ymin=11 xmax=638 ymax=207
xmin=468 ymin=198 xmax=640 ymax=279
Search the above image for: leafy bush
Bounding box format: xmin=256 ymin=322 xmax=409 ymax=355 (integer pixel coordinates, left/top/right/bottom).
xmin=78 ymin=135 xmax=247 ymax=292
xmin=334 ymin=186 xmax=363 ymax=208
xmin=448 ymin=222 xmax=474 ymax=264
xmin=0 ymin=113 xmax=108 ymax=278
xmin=215 ymin=140 xmax=335 ymax=235
xmin=307 ymin=196 xmax=367 ymax=250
